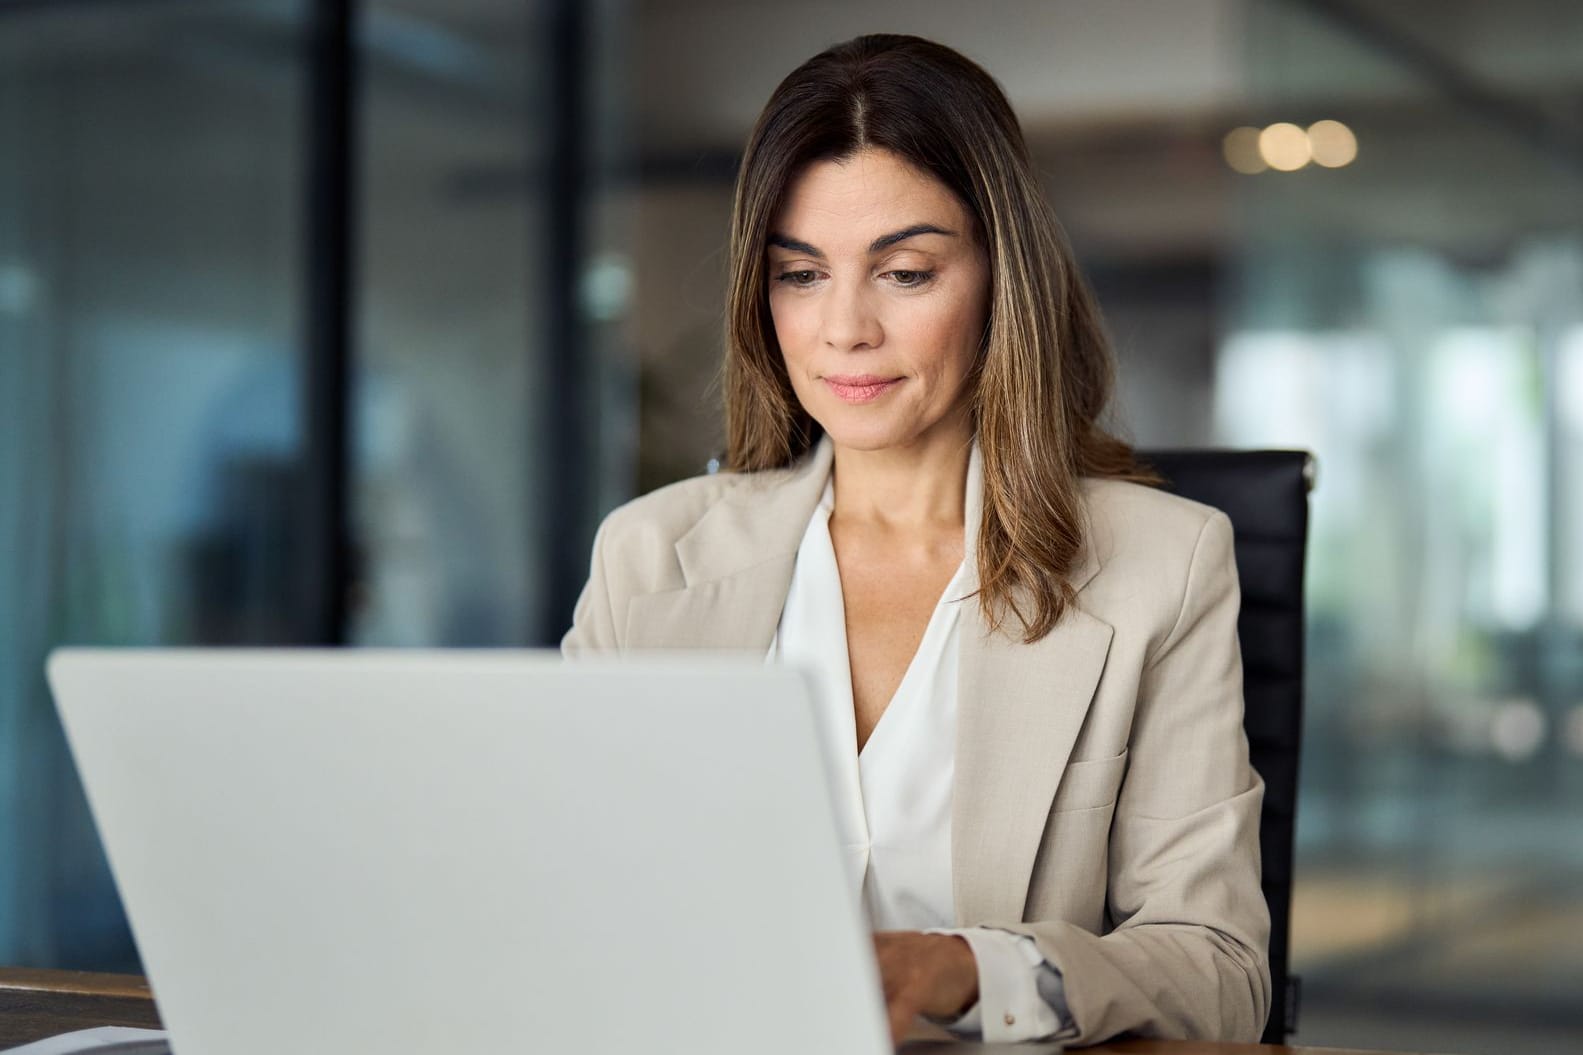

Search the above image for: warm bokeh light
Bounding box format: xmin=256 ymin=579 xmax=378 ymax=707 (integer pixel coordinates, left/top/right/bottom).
xmin=1222 ymin=126 xmax=1268 ymax=174
xmin=1258 ymin=122 xmax=1311 ymax=171
xmin=1308 ymin=119 xmax=1359 ymax=167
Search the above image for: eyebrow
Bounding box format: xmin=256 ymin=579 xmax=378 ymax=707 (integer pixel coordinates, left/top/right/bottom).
xmin=767 ymin=223 xmax=957 ymax=258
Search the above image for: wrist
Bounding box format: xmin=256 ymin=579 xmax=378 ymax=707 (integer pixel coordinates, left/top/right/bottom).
xmin=939 ymin=934 xmax=980 ymax=1017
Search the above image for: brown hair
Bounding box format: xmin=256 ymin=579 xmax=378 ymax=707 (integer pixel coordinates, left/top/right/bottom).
xmin=723 ymin=33 xmax=1152 ymax=642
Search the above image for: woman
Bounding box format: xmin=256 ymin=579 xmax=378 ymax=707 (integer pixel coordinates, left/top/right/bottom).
xmin=563 ymin=33 xmax=1269 ymax=1047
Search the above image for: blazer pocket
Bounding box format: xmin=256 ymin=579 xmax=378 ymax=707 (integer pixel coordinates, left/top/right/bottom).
xmin=1050 ymin=749 xmax=1129 ymax=812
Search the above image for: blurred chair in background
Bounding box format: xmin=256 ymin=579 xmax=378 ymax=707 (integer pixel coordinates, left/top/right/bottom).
xmin=1141 ymin=449 xmax=1315 ymax=1045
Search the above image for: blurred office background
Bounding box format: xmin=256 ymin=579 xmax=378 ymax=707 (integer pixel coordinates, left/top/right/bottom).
xmin=1 ymin=1 xmax=1579 ymax=1051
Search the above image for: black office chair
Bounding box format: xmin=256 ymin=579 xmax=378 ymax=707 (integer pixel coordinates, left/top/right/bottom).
xmin=1138 ymin=449 xmax=1314 ymax=1045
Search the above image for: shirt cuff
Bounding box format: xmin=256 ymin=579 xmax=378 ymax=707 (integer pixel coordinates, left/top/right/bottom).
xmin=923 ymin=926 xmax=1069 ymax=1042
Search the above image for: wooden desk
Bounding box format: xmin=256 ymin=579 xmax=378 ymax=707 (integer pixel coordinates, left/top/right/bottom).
xmin=0 ymin=968 xmax=161 ymax=1048
xmin=0 ymin=967 xmax=1409 ymax=1053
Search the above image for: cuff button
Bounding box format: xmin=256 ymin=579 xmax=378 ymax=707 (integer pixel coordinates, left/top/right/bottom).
xmin=1003 ymin=1013 xmax=1016 ymax=1027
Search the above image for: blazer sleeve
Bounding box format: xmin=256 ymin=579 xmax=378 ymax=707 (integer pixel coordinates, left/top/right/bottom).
xmin=992 ymin=510 xmax=1272 ymax=1044
xmin=560 ymin=515 xmax=621 ymax=656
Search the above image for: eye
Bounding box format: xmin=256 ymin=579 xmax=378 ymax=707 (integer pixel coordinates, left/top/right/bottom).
xmin=774 ymin=270 xmax=820 ymax=287
xmin=887 ymin=269 xmax=935 ymax=288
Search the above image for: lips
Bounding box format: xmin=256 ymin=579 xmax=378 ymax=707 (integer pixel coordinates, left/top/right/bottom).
xmin=823 ymin=374 xmax=902 ymax=404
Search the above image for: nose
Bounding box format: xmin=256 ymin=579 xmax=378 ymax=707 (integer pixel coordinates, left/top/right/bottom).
xmin=819 ymin=276 xmax=883 ymax=352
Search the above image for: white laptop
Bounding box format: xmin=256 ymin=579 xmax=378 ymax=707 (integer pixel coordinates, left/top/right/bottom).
xmin=47 ymin=649 xmax=1056 ymax=1055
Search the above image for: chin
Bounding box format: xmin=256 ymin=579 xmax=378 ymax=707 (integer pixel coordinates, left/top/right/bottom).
xmin=812 ymin=411 xmax=918 ymax=453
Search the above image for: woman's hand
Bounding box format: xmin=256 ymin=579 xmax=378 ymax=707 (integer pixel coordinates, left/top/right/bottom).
xmin=872 ymin=931 xmax=979 ymax=1045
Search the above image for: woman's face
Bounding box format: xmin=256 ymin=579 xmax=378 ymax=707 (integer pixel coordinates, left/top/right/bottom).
xmin=766 ymin=148 xmax=991 ymax=454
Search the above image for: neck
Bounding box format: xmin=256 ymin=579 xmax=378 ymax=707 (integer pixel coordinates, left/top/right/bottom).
xmin=829 ymin=415 xmax=973 ymax=532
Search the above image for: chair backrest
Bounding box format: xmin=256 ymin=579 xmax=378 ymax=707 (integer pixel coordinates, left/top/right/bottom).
xmin=1137 ymin=449 xmax=1313 ymax=1045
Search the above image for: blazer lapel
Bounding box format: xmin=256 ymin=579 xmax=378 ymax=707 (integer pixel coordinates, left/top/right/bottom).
xmin=951 ymin=548 xmax=1114 ymax=925
xmin=623 ymin=436 xmax=1117 ymax=928
xmin=624 ymin=438 xmax=834 ymax=651
xmin=624 ymin=567 xmax=796 ymax=650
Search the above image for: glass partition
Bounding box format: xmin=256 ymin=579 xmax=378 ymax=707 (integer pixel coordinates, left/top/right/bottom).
xmin=350 ymin=0 xmax=631 ymax=647
xmin=0 ymin=0 xmax=630 ymax=969
xmin=0 ymin=0 xmax=310 ymax=968
xmin=1226 ymin=2 xmax=1583 ymax=1049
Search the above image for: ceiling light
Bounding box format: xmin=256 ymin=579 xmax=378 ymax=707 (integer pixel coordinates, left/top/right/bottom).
xmin=1258 ymin=122 xmax=1311 ymax=172
xmin=1308 ymin=120 xmax=1358 ymax=168
xmin=1222 ymin=126 xmax=1267 ymax=174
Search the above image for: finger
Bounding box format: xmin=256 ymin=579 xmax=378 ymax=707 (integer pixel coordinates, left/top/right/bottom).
xmin=887 ymin=996 xmax=913 ymax=1048
xmin=889 ymin=986 xmax=927 ymax=1047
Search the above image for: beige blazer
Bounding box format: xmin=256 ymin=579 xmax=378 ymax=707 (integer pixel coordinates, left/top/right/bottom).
xmin=561 ymin=437 xmax=1271 ymax=1045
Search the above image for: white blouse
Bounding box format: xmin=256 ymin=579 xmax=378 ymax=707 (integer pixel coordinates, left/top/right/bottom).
xmin=767 ymin=444 xmax=1072 ymax=1043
